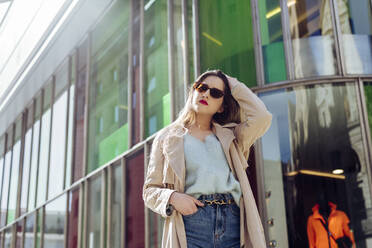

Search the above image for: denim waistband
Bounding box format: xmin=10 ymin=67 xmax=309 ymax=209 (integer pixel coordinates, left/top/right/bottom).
xmin=197 ymin=193 xmax=235 ymax=202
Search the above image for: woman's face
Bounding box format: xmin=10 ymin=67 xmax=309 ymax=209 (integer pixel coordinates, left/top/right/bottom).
xmin=191 ymin=75 xmax=225 ymax=116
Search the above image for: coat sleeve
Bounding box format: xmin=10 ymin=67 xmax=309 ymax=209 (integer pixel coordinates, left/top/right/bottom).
xmin=227 ymin=75 xmax=272 ymax=160
xmin=142 ymin=131 xmax=176 ymax=218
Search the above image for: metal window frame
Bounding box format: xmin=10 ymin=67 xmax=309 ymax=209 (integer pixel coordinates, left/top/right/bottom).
xmin=45 ymin=77 xmax=55 ymax=201
xmin=192 ymin=0 xmax=200 ymax=78
xmin=24 ymin=101 xmax=35 ymax=214
xmin=63 ymin=55 xmax=72 ymax=190
xmin=329 ymin=0 xmax=346 ymax=75
xmin=250 ymin=0 xmax=265 ymax=86
xmin=356 ymin=78 xmax=372 ymax=197
xmin=121 ymin=157 xmax=126 ymax=248
xmin=144 ymin=141 xmax=149 ymax=248
xmin=181 ymin=0 xmax=190 ymax=101
xmin=128 ymin=0 xmax=134 ymax=149
xmin=139 ymin=0 xmax=145 ymax=141
xmin=0 ymin=133 xmax=7 ymax=227
xmin=280 ymin=0 xmax=295 ymax=80
xmin=167 ymin=0 xmax=176 ymax=122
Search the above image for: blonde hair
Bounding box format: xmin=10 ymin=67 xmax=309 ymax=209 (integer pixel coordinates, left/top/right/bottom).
xmin=173 ymin=69 xmax=241 ymax=129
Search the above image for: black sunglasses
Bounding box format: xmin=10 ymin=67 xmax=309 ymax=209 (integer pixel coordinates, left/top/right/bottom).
xmin=192 ymin=82 xmax=224 ymax=99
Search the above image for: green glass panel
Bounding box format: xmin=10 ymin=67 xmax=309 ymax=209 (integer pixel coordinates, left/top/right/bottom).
xmin=98 ymin=123 xmax=128 ymax=165
xmin=364 ymin=82 xmax=372 ymax=135
xmin=87 ymin=0 xmax=129 ymax=173
xmin=199 ymin=0 xmax=256 ymax=87
xmin=258 ymin=0 xmax=286 ymax=83
xmin=144 ymin=0 xmax=170 ymax=137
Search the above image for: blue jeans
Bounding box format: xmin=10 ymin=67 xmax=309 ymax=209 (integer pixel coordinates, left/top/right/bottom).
xmin=182 ymin=193 xmax=240 ymax=248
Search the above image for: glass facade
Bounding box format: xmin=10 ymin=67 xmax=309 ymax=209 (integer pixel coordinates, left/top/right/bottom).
xmin=0 ymin=0 xmax=371 ymax=247
xmin=259 ymin=82 xmax=372 ymax=247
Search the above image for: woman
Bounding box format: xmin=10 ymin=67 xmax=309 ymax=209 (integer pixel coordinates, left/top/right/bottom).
xmin=143 ymin=70 xmax=272 ymax=248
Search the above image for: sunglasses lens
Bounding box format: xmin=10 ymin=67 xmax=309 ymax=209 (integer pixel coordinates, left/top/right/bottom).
xmin=210 ymin=89 xmax=224 ymax=98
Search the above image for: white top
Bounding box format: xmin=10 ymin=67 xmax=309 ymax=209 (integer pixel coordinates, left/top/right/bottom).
xmin=183 ymin=131 xmax=242 ymax=205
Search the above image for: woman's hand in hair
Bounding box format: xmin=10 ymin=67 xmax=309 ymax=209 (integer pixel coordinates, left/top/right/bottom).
xmin=169 ymin=192 xmax=205 ymax=216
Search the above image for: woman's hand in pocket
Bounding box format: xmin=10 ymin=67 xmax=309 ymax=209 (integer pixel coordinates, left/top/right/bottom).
xmin=169 ymin=192 xmax=204 ymax=216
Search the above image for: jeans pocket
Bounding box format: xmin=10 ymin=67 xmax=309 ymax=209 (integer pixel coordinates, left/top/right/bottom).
xmin=182 ymin=207 xmax=201 ymax=218
xmin=229 ymin=203 xmax=240 ymax=217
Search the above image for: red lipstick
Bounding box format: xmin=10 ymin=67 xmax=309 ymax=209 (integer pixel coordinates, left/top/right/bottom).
xmin=199 ymin=99 xmax=208 ymax=105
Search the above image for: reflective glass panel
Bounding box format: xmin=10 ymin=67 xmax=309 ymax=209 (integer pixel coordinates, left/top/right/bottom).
xmin=339 ymin=0 xmax=372 ymax=74
xmin=8 ymin=118 xmax=22 ymax=223
xmin=1 ymin=145 xmax=12 ymax=227
xmin=364 ymin=82 xmax=372 ymax=136
xmin=87 ymin=0 xmax=130 ymax=173
xmin=258 ymin=0 xmax=287 ymax=83
xmin=24 ymin=212 xmax=35 ymax=248
xmin=86 ymin=175 xmax=102 ymax=248
xmin=44 ymin=194 xmax=66 ymax=247
xmin=3 ymin=226 xmax=11 ymax=248
xmin=37 ymin=82 xmax=53 ymax=206
xmin=67 ymin=187 xmax=79 ymax=248
xmin=126 ymin=151 xmax=145 ymax=247
xmin=288 ymin=0 xmax=339 ymax=78
xmin=28 ymin=95 xmax=41 ymax=211
xmin=144 ymin=0 xmax=170 ymax=137
xmin=259 ymin=82 xmax=372 ymax=247
xmin=110 ymin=163 xmax=122 ymax=248
xmin=199 ymin=0 xmax=256 ymax=86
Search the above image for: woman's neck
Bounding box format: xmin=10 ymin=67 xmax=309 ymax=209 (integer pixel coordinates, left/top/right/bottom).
xmin=194 ymin=114 xmax=212 ymax=131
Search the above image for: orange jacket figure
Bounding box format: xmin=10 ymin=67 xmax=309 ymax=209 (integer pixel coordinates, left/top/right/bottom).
xmin=307 ymin=202 xmax=356 ymax=248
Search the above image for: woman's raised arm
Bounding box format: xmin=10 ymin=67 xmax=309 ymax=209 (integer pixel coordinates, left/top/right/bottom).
xmin=227 ymin=75 xmax=272 ymax=160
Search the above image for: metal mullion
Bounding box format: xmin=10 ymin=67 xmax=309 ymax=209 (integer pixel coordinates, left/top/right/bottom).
xmin=40 ymin=206 xmax=45 ymax=248
xmin=82 ymin=33 xmax=92 ymax=178
xmin=356 ymin=79 xmax=372 ymax=198
xmin=9 ymin=124 xmax=15 ymax=248
xmin=100 ymin=170 xmax=106 ymax=248
xmin=139 ymin=0 xmax=145 ymax=141
xmin=254 ymin=139 xmax=269 ymax=245
xmin=15 ymin=110 xmax=27 ymax=220
xmin=181 ymin=0 xmax=190 ymax=100
xmin=63 ymin=189 xmax=69 ymax=248
xmin=192 ymin=0 xmax=200 ymax=78
xmin=71 ymin=49 xmax=79 ymax=184
xmin=11 ymin=223 xmax=16 ymax=248
xmin=33 ymin=211 xmax=37 ymax=248
xmin=121 ymin=158 xmax=126 ymax=248
xmin=77 ymin=184 xmax=84 ymax=248
xmin=21 ymin=217 xmax=25 ymax=248
xmin=82 ymin=181 xmax=88 ymax=248
xmin=280 ymin=0 xmax=295 ymax=80
xmin=167 ymin=0 xmax=176 ymax=122
xmin=127 ymin=0 xmax=134 ymax=148
xmin=106 ymin=166 xmax=113 ymax=248
xmin=45 ymin=77 xmax=55 ymax=201
xmin=63 ymin=56 xmax=72 ymax=190
xmin=144 ymin=142 xmax=149 ymax=248
xmin=0 ymin=132 xmax=7 ymax=227
xmin=34 ymin=89 xmax=45 ymax=209
xmin=250 ymin=0 xmax=265 ymax=86
xmin=329 ymin=0 xmax=346 ymax=75
xmin=25 ymin=100 xmax=36 ymax=213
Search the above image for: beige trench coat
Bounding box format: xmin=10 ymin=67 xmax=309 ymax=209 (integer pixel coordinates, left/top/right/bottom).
xmin=142 ymin=77 xmax=272 ymax=248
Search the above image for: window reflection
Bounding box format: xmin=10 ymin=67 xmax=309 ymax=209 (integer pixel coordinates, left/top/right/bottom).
xmin=15 ymin=219 xmax=23 ymax=248
xmin=364 ymin=82 xmax=372 ymax=137
xmin=25 ymin=213 xmax=35 ymax=248
xmin=144 ymin=0 xmax=170 ymax=137
xmin=1 ymin=130 xmax=12 ymax=227
xmin=199 ymin=0 xmax=257 ymax=86
xmin=110 ymin=163 xmax=122 ymax=248
xmin=126 ymin=151 xmax=145 ymax=247
xmin=8 ymin=119 xmax=22 ymax=224
xmin=37 ymin=82 xmax=53 ymax=206
xmin=338 ymin=1 xmax=372 ymax=74
xmin=259 ymin=82 xmax=371 ymax=247
xmin=44 ymin=194 xmax=66 ymax=248
xmin=86 ymin=175 xmax=102 ymax=248
xmin=67 ymin=187 xmax=80 ymax=248
xmin=87 ymin=0 xmax=129 ymax=173
xmin=289 ymin=0 xmax=339 ymax=78
xmin=3 ymin=226 xmax=12 ymax=248
xmin=259 ymin=0 xmax=287 ymax=83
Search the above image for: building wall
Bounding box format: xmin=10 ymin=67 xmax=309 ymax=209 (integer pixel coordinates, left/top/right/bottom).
xmin=0 ymin=0 xmax=372 ymax=247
